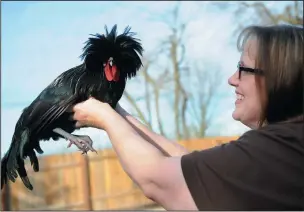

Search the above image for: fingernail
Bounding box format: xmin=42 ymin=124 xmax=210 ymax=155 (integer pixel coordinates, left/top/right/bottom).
xmin=75 ymin=122 xmax=81 ymax=129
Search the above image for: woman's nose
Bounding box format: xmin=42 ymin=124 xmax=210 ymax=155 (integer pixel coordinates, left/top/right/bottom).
xmin=228 ymin=71 xmax=239 ymax=87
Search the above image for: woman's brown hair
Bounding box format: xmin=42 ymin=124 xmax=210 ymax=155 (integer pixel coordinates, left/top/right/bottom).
xmin=237 ymin=24 xmax=303 ymax=127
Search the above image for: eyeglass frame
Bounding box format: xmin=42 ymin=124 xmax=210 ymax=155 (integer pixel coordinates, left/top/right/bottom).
xmin=237 ymin=61 xmax=264 ymax=79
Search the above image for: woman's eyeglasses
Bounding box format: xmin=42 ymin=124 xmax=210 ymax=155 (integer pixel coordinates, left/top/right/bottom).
xmin=237 ymin=61 xmax=264 ymax=79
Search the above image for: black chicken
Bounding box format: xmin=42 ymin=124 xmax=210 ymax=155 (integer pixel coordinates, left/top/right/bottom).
xmin=1 ymin=25 xmax=143 ymax=191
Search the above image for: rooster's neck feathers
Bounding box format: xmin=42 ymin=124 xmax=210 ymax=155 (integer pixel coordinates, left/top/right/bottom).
xmin=80 ymin=25 xmax=143 ymax=79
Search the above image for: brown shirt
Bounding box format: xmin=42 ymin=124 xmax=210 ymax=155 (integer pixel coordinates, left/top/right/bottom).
xmin=181 ymin=120 xmax=304 ymax=210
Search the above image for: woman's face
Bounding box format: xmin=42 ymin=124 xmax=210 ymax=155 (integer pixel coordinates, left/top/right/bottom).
xmin=228 ymin=40 xmax=264 ymax=129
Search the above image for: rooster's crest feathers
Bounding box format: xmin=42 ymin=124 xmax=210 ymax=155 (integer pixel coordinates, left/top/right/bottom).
xmin=80 ymin=25 xmax=143 ymax=79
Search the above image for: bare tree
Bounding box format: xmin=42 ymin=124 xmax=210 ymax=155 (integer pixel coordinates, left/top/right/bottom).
xmin=123 ymin=58 xmax=152 ymax=129
xmin=123 ymin=3 xmax=189 ymax=140
xmin=158 ymin=3 xmax=222 ymax=140
xmin=123 ymin=90 xmax=151 ymax=128
xmin=187 ymin=63 xmax=222 ymax=138
xmin=154 ymin=3 xmax=190 ymax=140
xmin=143 ymin=65 xmax=171 ymax=136
xmin=123 ymin=2 xmax=224 ymax=140
xmin=210 ymin=1 xmax=303 ymax=37
xmin=123 ymin=54 xmax=172 ymax=137
xmin=234 ymin=1 xmax=303 ymax=34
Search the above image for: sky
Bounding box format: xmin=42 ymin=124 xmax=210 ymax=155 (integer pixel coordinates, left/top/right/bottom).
xmin=1 ymin=1 xmax=290 ymax=156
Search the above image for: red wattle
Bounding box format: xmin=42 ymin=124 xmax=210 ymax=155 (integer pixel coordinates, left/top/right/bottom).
xmin=105 ymin=63 xmax=113 ymax=81
xmin=112 ymin=65 xmax=120 ymax=82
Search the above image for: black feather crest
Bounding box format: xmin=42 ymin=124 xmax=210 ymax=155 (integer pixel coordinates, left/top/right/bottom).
xmin=80 ymin=24 xmax=143 ymax=79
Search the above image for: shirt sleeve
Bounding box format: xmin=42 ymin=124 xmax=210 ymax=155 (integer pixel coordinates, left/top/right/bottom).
xmin=180 ymin=129 xmax=303 ymax=210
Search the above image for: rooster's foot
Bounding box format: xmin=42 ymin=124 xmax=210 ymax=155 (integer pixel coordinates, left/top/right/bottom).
xmin=53 ymin=128 xmax=97 ymax=154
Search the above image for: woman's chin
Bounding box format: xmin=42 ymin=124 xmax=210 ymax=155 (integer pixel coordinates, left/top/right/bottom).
xmin=232 ymin=109 xmax=241 ymax=121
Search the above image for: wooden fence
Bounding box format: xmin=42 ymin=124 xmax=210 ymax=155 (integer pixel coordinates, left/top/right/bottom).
xmin=1 ymin=136 xmax=238 ymax=211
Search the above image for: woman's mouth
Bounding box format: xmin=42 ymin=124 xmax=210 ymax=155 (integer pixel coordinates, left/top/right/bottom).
xmin=235 ymin=93 xmax=245 ymax=104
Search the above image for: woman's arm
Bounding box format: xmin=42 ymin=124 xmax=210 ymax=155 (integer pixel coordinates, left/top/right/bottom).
xmin=98 ymin=105 xmax=197 ymax=210
xmin=72 ymin=99 xmax=197 ymax=210
xmin=115 ymin=104 xmax=190 ymax=157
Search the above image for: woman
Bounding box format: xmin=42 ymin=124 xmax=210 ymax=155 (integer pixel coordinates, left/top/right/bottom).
xmin=72 ymin=24 xmax=303 ymax=210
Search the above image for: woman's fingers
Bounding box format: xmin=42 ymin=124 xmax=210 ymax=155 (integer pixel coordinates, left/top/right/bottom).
xmin=67 ymin=112 xmax=82 ymax=128
xmin=75 ymin=121 xmax=83 ymax=128
xmin=72 ymin=103 xmax=82 ymax=112
xmin=70 ymin=98 xmax=105 ymax=129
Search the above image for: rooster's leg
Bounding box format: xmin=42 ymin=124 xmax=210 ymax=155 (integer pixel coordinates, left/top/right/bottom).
xmin=53 ymin=128 xmax=97 ymax=154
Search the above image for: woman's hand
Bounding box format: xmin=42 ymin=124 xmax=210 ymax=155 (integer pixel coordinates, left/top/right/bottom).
xmin=72 ymin=97 xmax=112 ymax=129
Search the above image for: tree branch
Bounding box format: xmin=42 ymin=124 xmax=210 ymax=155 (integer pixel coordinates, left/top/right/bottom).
xmin=124 ymin=91 xmax=151 ymax=128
